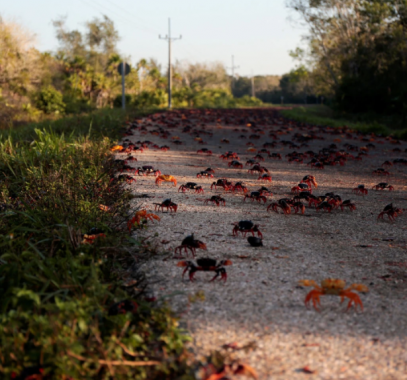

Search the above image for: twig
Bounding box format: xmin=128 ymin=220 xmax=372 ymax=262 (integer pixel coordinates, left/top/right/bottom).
xmin=67 ymin=351 xmax=160 ymax=366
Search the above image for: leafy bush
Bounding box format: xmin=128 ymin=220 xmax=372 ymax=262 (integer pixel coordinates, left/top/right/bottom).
xmin=133 ymin=90 xmax=167 ymax=108
xmin=34 ymin=86 xmax=66 ymax=114
xmin=63 ymin=94 xmax=94 ymax=114
xmin=235 ymin=95 xmax=263 ymax=107
xmin=113 ymin=94 xmax=133 ymax=108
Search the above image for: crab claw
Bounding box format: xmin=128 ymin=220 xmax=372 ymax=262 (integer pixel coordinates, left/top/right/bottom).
xmin=349 ymin=283 xmax=369 ymax=293
xmin=176 ymin=261 xmax=189 ymax=267
xmin=196 ymin=241 xmax=207 ymax=250
xmin=233 ymin=363 xmax=258 ymax=379
xmin=299 ymin=279 xmax=318 ymax=287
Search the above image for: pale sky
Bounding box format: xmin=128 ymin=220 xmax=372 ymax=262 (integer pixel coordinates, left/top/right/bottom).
xmin=2 ymin=0 xmax=306 ymax=76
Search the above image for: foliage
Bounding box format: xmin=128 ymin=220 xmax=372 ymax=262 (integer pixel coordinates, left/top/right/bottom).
xmin=34 ymin=86 xmax=66 ymax=114
xmin=280 ymin=105 xmax=401 ymax=137
xmin=132 ymin=90 xmax=168 ymax=108
xmin=0 ymin=108 xmax=199 ymax=379
xmin=288 ymin=0 xmax=407 ymax=122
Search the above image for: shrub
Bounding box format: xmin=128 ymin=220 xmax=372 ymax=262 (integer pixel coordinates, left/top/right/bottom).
xmin=113 ymin=94 xmax=133 ymax=108
xmin=35 ymin=86 xmax=66 ymax=114
xmin=133 ymin=90 xmax=167 ymax=108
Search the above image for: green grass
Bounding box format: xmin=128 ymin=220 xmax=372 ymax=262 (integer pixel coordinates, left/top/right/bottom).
xmin=0 ymin=107 xmax=201 ymax=379
xmin=280 ymin=105 xmax=407 ymax=139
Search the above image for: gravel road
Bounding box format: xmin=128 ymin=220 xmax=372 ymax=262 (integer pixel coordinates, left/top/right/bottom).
xmin=122 ymin=109 xmax=407 ymax=380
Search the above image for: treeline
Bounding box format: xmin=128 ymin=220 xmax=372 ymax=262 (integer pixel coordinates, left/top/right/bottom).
xmin=0 ymin=15 xmax=264 ymax=127
xmin=233 ymin=72 xmax=323 ymax=104
xmin=288 ymin=0 xmax=407 ymax=122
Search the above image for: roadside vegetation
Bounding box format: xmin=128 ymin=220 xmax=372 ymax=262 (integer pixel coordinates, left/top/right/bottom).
xmin=0 ymin=108 xmax=198 ymax=378
xmin=281 ymin=105 xmax=407 ymax=140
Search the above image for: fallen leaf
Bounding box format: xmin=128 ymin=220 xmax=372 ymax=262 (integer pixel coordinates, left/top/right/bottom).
xmin=238 ymin=255 xmax=250 ymax=259
xmin=272 ymin=247 xmax=280 ymax=250
xmin=161 ymin=240 xmax=171 ymax=244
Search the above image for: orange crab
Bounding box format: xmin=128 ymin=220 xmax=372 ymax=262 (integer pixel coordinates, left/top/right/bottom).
xmin=127 ymin=210 xmax=160 ymax=231
xmin=299 ymin=278 xmax=368 ymax=312
xmin=110 ymin=145 xmax=124 ymax=152
xmin=155 ymin=175 xmax=177 ymax=186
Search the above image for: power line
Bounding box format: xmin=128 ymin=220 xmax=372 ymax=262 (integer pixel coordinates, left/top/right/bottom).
xmin=99 ymin=0 xmax=160 ymax=35
xmin=78 ymin=0 xmax=158 ymax=35
xmin=159 ymin=18 xmax=182 ymax=109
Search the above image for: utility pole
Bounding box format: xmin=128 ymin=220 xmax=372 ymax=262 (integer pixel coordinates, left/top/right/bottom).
xmin=227 ymin=55 xmax=239 ymax=91
xmin=251 ymin=70 xmax=255 ymax=98
xmin=121 ymin=62 xmax=126 ymax=110
xmin=159 ymin=18 xmax=182 ymax=109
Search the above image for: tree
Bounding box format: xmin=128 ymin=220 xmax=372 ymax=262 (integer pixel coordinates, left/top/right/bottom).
xmin=288 ymin=0 xmax=407 ymax=117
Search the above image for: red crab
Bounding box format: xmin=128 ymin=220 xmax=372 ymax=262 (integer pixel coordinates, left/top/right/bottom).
xmin=177 ymin=258 xmax=232 ymax=282
xmin=352 ymin=184 xmax=368 ymax=195
xmin=316 ymin=201 xmax=333 ymax=212
xmin=211 ymin=179 xmax=232 ymax=191
xmin=160 ymin=145 xmax=170 ymax=151
xmin=381 ymin=160 xmax=393 ymax=167
xmin=269 ymin=153 xmax=282 ymax=160
xmin=136 ymin=166 xmax=162 ymax=177
xmin=292 ymin=201 xmax=306 ymax=214
xmin=311 ymin=162 xmax=324 ymax=169
xmin=372 ymin=168 xmax=390 ymax=176
xmin=301 ymin=175 xmax=318 ymax=189
xmin=245 ymin=159 xmax=259 ymax=166
xmin=197 ymin=171 xmax=214 ymax=178
xmin=197 ymin=148 xmax=212 ymax=155
xmin=378 ymin=203 xmax=402 ymax=222
xmin=258 ymin=173 xmax=272 ymax=182
xmin=204 ymin=195 xmax=226 ymax=206
xmin=117 ymin=174 xmax=136 ymax=184
xmin=244 ymin=191 xmax=267 ymax=203
xmin=154 ymin=198 xmax=178 ymax=212
xmin=232 ymin=182 xmax=248 ymax=193
xmin=248 ymin=165 xmax=268 ymax=175
xmin=220 ymin=151 xmax=239 ymax=160
xmin=124 ymin=155 xmax=137 ymax=164
xmin=267 ymin=199 xmax=291 ymax=214
xmin=340 ymin=200 xmax=356 ymax=211
xmin=178 ymin=182 xmax=204 ymax=193
xmin=228 ymin=160 xmax=243 ymax=169
xmin=232 ymin=220 xmax=263 ymax=238
xmin=204 ymin=167 xmax=215 ymax=174
xmin=253 ymin=154 xmax=265 ymax=161
xmin=372 ymin=182 xmax=394 ymax=191
xmin=291 ymin=183 xmax=311 ymax=194
xmin=258 ymin=186 xmax=273 ymax=196
xmin=174 ymin=234 xmax=207 ymax=258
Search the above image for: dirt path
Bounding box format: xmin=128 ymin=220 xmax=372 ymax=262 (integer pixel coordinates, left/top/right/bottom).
xmin=123 ymin=110 xmax=407 ymax=379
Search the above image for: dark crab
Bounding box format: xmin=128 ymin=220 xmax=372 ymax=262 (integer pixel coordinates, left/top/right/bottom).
xmin=244 ymin=191 xmax=267 ymax=203
xmin=232 ymin=220 xmax=263 ymax=238
xmin=204 ymin=195 xmax=226 ymax=206
xmin=154 ymin=198 xmax=178 ymax=212
xmin=178 ymin=182 xmax=204 ymax=193
xmin=174 ymin=234 xmax=207 ymax=258
xmin=177 ymin=258 xmax=232 ymax=282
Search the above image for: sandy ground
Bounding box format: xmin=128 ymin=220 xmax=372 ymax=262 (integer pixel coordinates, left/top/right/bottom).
xmin=120 ymin=110 xmax=407 ymax=380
